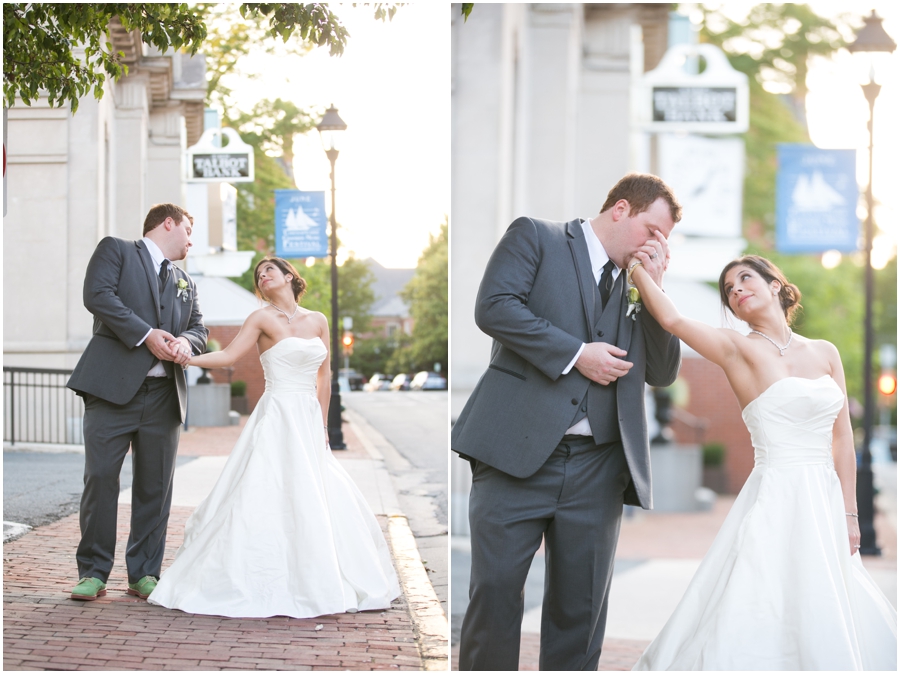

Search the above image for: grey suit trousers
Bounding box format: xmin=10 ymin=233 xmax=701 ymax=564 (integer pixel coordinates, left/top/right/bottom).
xmin=76 ymin=377 xmax=181 ymax=584
xmin=459 ymin=436 xmax=631 ymax=671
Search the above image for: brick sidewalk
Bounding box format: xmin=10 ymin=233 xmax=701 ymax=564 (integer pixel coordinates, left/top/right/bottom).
xmin=3 ymin=418 xmax=431 ymax=671
xmin=3 ymin=505 xmax=420 ymax=671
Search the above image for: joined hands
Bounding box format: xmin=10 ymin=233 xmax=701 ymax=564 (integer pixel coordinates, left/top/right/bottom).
xmin=145 ymin=329 xmax=192 ymax=366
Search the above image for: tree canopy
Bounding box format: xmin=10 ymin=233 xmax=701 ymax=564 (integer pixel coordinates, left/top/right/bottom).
xmin=3 ymin=3 xmax=399 ymax=113
xmin=388 ymin=220 xmax=448 ymax=376
xmin=3 ymin=3 xmax=207 ymax=112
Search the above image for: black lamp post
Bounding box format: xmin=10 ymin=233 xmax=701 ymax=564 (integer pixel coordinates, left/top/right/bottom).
xmin=317 ymin=104 xmax=348 ymax=450
xmin=848 ymin=10 xmax=896 ymax=556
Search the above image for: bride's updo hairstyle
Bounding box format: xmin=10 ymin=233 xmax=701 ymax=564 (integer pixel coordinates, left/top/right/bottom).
xmin=253 ymin=257 xmax=307 ymax=302
xmin=718 ymin=255 xmax=802 ymax=325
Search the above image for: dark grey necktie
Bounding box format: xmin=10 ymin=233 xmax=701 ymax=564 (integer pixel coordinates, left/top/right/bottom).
xmin=158 ymin=259 xmax=170 ymax=292
xmin=599 ymin=259 xmax=616 ymax=308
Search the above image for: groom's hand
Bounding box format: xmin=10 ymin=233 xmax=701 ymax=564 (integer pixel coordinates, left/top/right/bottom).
xmin=145 ymin=329 xmax=178 ymax=361
xmin=574 ymin=342 xmax=633 ymax=385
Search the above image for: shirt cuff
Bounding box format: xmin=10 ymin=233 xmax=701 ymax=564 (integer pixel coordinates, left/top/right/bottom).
xmin=562 ymin=343 xmax=586 ymax=375
xmin=136 ymin=328 xmax=153 ymax=347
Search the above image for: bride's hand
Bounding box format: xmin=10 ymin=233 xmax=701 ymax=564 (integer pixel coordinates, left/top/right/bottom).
xmin=847 ymin=514 xmax=861 ymax=555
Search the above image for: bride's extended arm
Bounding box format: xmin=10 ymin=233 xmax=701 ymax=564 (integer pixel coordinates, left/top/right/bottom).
xmin=629 ymin=258 xmax=738 ymax=369
xmin=826 ymin=343 xmax=861 ymax=556
xmin=188 ymin=312 xmax=263 ymax=369
xmin=315 ymin=313 xmax=332 ymax=432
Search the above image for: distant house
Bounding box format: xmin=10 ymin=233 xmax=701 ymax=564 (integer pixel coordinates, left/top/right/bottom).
xmin=364 ymin=258 xmax=415 ymax=339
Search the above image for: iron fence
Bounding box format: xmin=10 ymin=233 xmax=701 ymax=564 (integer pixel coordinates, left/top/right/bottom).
xmin=3 ymin=367 xmax=85 ymax=446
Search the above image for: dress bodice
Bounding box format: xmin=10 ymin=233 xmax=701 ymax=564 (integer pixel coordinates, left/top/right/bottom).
xmin=741 ymin=375 xmax=844 ymax=468
xmin=259 ymin=337 xmax=327 ymax=394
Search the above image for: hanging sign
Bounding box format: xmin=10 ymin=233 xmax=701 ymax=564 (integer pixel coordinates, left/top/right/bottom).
xmin=275 ymin=190 xmax=329 ymax=258
xmin=639 ymin=44 xmax=749 ymax=134
xmin=186 ymin=127 xmax=254 ymax=183
xmin=776 ymin=145 xmax=859 ymax=253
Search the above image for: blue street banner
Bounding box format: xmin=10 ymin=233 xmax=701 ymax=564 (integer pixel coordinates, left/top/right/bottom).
xmin=776 ymin=145 xmax=859 ymax=253
xmin=275 ymin=190 xmax=328 ymax=258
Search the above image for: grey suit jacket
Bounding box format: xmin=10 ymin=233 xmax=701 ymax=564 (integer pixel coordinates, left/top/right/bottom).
xmin=451 ymin=217 xmax=681 ymax=508
xmin=67 ymin=237 xmax=208 ymax=422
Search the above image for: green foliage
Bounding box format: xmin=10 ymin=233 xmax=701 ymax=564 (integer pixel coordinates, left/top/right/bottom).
xmin=231 ymin=380 xmax=247 ymax=396
xmin=461 ymin=4 xmax=475 ymax=20
xmin=3 ymin=3 xmax=207 ymax=112
xmin=194 ymin=3 xmax=313 ymax=114
xmin=701 ymin=4 xmax=846 ymax=105
xmin=229 ymin=98 xmax=316 ymax=177
xmin=388 ymin=220 xmax=448 ymax=375
xmin=298 ymin=256 xmax=377 ymax=336
xmin=702 ymin=442 xmax=726 ymax=467
xmin=5 ymin=3 xmax=398 ymax=114
xmin=351 ymin=335 xmax=401 ymax=380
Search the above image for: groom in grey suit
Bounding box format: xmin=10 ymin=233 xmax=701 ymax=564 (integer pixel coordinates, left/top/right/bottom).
xmin=453 ymin=173 xmax=682 ymax=670
xmin=67 ymin=203 xmax=208 ymax=601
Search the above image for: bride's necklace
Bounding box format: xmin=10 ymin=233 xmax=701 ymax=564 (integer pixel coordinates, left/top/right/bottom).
xmin=750 ymin=328 xmax=793 ymax=356
xmin=269 ymin=302 xmax=299 ymax=323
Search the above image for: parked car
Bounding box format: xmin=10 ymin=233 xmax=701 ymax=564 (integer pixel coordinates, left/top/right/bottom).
xmin=363 ymin=373 xmax=394 ymax=392
xmin=410 ymin=371 xmax=448 ymax=390
xmin=339 ymin=368 xmax=364 ymax=391
xmin=389 ymin=373 xmax=412 ymax=391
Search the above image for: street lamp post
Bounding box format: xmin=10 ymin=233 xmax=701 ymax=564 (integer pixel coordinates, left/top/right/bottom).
xmin=848 ymin=10 xmax=896 ymax=556
xmin=317 ymin=105 xmax=348 ymax=450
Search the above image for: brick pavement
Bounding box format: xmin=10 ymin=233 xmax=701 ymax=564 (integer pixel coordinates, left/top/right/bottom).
xmin=3 ymin=416 xmax=437 ymax=671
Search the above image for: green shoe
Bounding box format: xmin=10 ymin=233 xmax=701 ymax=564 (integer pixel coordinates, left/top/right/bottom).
xmin=70 ymin=577 xmax=107 ymax=601
xmin=127 ymin=575 xmax=158 ymax=599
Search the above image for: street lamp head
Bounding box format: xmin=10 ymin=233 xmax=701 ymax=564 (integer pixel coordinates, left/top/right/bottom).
xmin=849 ymin=10 xmax=896 ymax=54
xmin=316 ymin=104 xmax=347 ymax=152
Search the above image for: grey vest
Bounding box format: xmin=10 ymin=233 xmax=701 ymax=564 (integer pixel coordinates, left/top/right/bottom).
xmin=569 ymin=271 xmax=624 ymax=444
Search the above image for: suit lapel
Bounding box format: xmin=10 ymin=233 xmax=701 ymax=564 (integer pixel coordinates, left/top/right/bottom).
xmin=616 ymin=275 xmax=635 ymax=350
xmin=172 ymin=268 xmax=184 ymax=334
xmin=567 ymin=219 xmax=595 ymax=334
xmin=136 ymin=240 xmax=162 ymax=323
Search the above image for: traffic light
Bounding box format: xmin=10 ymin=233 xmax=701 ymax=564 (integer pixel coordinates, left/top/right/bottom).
xmin=341 ymin=331 xmax=354 ymax=355
xmin=878 ymin=372 xmax=896 ymax=397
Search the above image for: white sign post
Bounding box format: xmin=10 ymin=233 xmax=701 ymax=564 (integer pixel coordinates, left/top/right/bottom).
xmin=186 ymin=127 xmax=255 ymax=183
xmin=638 ymin=44 xmax=749 ymax=134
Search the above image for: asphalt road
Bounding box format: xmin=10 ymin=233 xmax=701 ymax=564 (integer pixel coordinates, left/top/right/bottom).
xmin=3 ymin=450 xmax=196 ymax=531
xmin=342 ymin=389 xmax=448 ymax=527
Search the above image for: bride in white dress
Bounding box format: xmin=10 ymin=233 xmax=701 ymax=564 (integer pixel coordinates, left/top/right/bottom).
xmin=148 ymin=257 xmax=400 ymax=618
xmin=626 ymin=250 xmax=896 ymax=670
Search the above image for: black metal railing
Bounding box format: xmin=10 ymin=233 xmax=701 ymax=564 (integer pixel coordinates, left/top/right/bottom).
xmin=3 ymin=367 xmax=84 ymax=446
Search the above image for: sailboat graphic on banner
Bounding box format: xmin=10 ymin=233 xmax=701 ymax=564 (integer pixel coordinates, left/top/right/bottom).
xmin=274 ymin=190 xmax=329 ymax=258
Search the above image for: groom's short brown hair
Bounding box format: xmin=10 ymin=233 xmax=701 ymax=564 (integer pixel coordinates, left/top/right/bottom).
xmin=143 ymin=203 xmax=194 ymax=235
xmin=600 ymin=173 xmax=682 ymax=223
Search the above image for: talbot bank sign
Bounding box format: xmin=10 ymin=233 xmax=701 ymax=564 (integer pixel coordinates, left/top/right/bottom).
xmin=186 ymin=127 xmax=255 ymax=183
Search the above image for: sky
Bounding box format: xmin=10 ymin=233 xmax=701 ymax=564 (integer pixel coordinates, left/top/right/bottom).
xmin=223 ymin=4 xmax=449 ymax=269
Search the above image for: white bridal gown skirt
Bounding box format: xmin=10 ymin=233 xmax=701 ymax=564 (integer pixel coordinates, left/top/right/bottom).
xmin=149 ymin=338 xmax=400 ymax=618
xmin=633 ymin=377 xmax=897 ymax=671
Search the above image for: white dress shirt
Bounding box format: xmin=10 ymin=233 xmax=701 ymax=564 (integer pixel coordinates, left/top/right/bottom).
xmin=139 ymin=237 xmax=175 ymax=377
xmin=563 ymin=218 xmax=620 ymax=435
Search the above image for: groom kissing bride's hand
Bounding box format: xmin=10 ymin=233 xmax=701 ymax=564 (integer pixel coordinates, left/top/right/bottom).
xmin=452 ymin=173 xmax=682 ymax=671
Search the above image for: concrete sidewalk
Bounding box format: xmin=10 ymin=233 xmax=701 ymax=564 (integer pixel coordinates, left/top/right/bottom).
xmin=3 ymin=415 xmax=448 ymax=671
xmin=451 ymin=484 xmax=897 ymax=671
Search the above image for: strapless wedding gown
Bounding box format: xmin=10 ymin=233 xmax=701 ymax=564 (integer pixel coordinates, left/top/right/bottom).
xmin=148 ymin=337 xmax=400 ymax=618
xmin=634 ymin=376 xmax=897 ymax=671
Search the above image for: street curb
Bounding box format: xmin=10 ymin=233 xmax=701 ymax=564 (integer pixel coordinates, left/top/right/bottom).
xmin=344 ymin=411 xmax=448 ymax=669
xmin=388 ymin=514 xmax=449 ymax=670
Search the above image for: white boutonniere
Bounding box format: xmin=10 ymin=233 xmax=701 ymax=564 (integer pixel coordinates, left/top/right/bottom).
xmin=176 ymin=278 xmax=191 ymax=303
xmin=626 ymin=262 xmax=643 ymax=321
